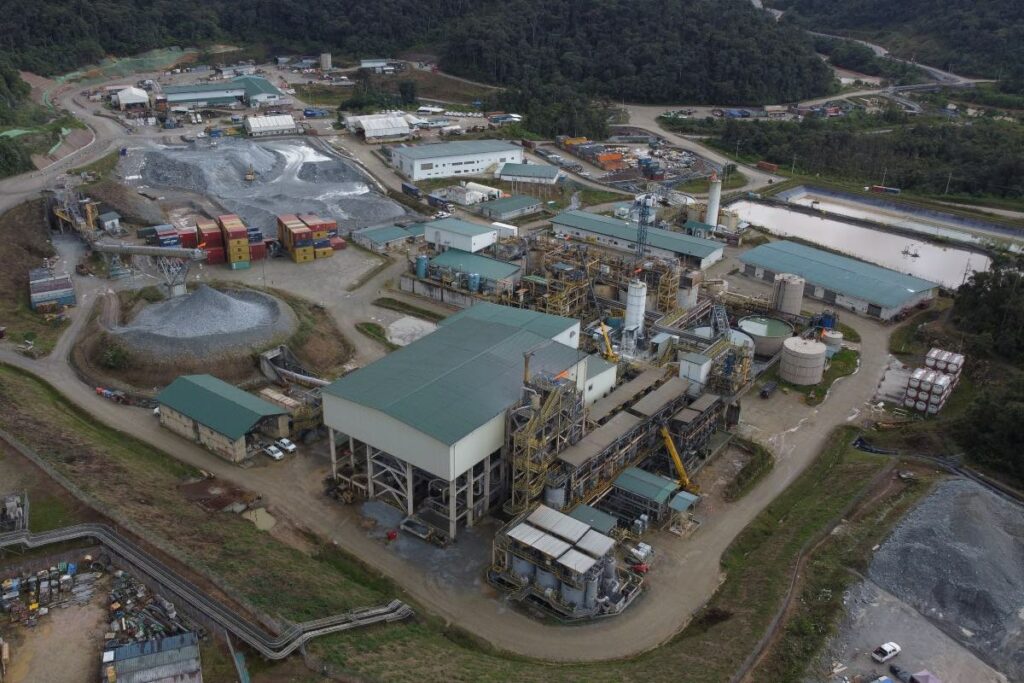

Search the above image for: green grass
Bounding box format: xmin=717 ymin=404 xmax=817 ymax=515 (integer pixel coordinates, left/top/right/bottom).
xmin=759 ymin=348 xmax=860 ymax=406
xmin=69 ymin=150 xmax=119 ymax=179
xmin=294 ymin=83 xmax=347 ymax=108
xmin=676 ymin=170 xmax=748 ymax=193
xmin=356 ymin=322 xmax=399 ymax=351
xmin=723 ymin=438 xmax=775 ymax=502
xmin=889 ymin=307 xmax=943 ymax=357
xmin=836 ymin=322 xmax=861 ymax=343
xmin=26 ymin=491 xmax=83 ymax=532
xmin=373 ymin=297 xmax=447 ymax=323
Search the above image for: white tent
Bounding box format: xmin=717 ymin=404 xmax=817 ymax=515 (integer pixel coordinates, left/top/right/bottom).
xmin=115 ymin=87 xmax=150 ymax=109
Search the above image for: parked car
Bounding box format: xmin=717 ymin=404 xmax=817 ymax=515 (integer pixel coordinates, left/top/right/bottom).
xmin=872 ymin=642 xmax=901 ymax=663
xmin=263 ymin=444 xmax=284 ymax=461
xmin=276 ymin=437 xmax=297 ymax=453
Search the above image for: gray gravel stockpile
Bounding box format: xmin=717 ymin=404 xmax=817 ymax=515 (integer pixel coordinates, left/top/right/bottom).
xmin=869 ymin=479 xmax=1024 ymax=679
xmin=112 ymin=285 xmax=297 ymax=360
xmin=138 ymin=138 xmax=407 ymax=234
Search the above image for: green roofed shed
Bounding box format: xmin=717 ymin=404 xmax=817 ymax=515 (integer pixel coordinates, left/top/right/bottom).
xmin=568 ymin=504 xmax=619 ymax=535
xmin=156 ymin=374 xmax=286 ymax=441
xmin=613 ymin=467 xmax=678 ymax=504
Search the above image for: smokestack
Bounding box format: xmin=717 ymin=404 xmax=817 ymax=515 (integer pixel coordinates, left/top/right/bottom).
xmin=706 ymin=172 xmax=722 ymax=228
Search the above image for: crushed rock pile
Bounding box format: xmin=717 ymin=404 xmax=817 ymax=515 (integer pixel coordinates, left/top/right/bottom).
xmin=869 ymin=479 xmax=1024 ymax=679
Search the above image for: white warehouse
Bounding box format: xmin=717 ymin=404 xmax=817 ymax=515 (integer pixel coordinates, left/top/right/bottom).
xmin=391 ymin=140 xmax=523 ymax=181
xmin=423 ymin=217 xmax=497 ymax=253
xmin=323 ymin=304 xmax=596 ymax=540
xmin=244 ymin=114 xmax=298 ymax=137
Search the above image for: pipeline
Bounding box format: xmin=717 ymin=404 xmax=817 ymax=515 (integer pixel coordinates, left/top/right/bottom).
xmin=0 ymin=523 xmax=412 ymax=659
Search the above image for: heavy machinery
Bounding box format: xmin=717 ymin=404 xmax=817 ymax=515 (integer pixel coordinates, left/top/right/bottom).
xmin=244 ymin=164 xmax=257 ymax=182
xmin=660 ymin=426 xmax=698 ymax=493
xmin=599 ymin=321 xmax=620 ymax=363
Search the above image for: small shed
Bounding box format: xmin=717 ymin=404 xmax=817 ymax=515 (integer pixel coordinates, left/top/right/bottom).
xmin=98 ymin=211 xmax=121 ymax=232
xmin=352 ymin=224 xmax=417 ymax=253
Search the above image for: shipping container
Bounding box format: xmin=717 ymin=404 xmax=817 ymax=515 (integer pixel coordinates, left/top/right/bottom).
xmin=204 ymin=246 xmax=225 ymax=264
xmin=756 ymin=160 xmax=779 ymax=173
xmin=330 ymin=236 xmax=347 ymax=250
xmin=249 ymin=242 xmax=267 ymax=261
xmin=401 ymin=182 xmax=421 ymax=198
xmin=177 ymin=227 xmax=198 ymax=248
xmin=291 ymin=246 xmax=315 ymax=263
xmin=869 ymin=185 xmax=901 ymax=195
xmin=228 ymin=260 xmax=251 ymax=270
xmin=315 ymin=248 xmax=333 ymax=259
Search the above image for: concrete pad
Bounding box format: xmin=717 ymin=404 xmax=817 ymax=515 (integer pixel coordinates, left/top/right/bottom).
xmin=386 ymin=316 xmax=436 ymax=346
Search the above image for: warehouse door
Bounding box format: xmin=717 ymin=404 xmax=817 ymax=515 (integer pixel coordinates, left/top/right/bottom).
xmin=868 ymin=304 xmax=882 ymax=317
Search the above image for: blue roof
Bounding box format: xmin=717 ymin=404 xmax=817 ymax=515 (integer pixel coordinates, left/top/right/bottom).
xmin=551 ymin=210 xmax=723 ymax=260
xmin=440 ymin=302 xmax=575 ymax=339
xmin=739 ymin=241 xmax=938 ymax=309
xmin=613 ymin=467 xmax=678 ymax=504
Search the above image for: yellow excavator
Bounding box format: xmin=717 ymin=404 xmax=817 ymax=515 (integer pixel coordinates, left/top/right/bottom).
xmin=599 ymin=321 xmax=619 ymax=363
xmin=660 ymin=426 xmax=698 ymax=493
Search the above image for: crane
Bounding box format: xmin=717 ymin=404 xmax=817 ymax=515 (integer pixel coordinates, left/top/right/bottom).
xmin=599 ymin=321 xmax=620 ymax=363
xmin=660 ymin=426 xmax=698 ymax=493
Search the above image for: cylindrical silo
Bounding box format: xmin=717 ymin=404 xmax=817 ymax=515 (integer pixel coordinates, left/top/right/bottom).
xmin=624 ymin=279 xmax=647 ymax=336
xmin=467 ymin=272 xmax=481 ymax=292
xmin=706 ymin=174 xmax=722 ymax=227
xmin=822 ymin=329 xmax=844 ymax=350
xmin=584 ymin=576 xmax=600 ymax=609
xmin=511 ymin=555 xmax=536 ymax=583
xmin=543 ymin=483 xmax=566 ymax=510
xmin=415 ymin=254 xmax=429 ymax=279
xmin=779 ymin=337 xmax=827 ymax=385
xmin=560 ymin=581 xmax=584 ymax=607
xmin=771 ymin=273 xmax=805 ymax=316
xmin=737 ymin=316 xmax=793 ymax=357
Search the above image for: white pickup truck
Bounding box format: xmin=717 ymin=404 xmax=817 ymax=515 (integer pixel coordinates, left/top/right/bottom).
xmin=871 ymin=642 xmax=901 ymax=663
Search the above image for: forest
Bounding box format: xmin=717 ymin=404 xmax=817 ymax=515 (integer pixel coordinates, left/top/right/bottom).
xmin=0 ymin=0 xmax=833 ymax=105
xmin=772 ymin=0 xmax=1024 ymax=87
xmin=811 ymin=36 xmax=924 ymax=85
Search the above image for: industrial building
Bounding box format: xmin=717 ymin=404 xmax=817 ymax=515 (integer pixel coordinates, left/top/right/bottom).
xmin=440 ymin=302 xmax=581 ymax=348
xmin=161 ymin=76 xmax=286 ymax=109
xmin=739 ymin=240 xmax=938 ymax=319
xmin=478 ymin=195 xmax=543 ymax=221
xmin=156 ymin=375 xmax=290 ymax=463
xmin=101 ymin=632 xmax=203 ymax=683
xmin=345 ymin=113 xmax=412 ymax=142
xmin=550 ymin=210 xmax=724 ymax=270
xmin=114 ymin=86 xmax=150 ymax=110
xmin=425 ymin=249 xmax=521 ymax=293
xmin=28 ymin=267 xmax=75 ymax=311
xmin=391 ymin=140 xmax=524 ymax=181
xmin=496 ymin=162 xmax=562 ymax=185
xmin=351 ymin=224 xmax=422 ymax=252
xmin=244 ymin=114 xmax=298 ymax=136
xmin=424 ymin=217 xmax=498 ymax=253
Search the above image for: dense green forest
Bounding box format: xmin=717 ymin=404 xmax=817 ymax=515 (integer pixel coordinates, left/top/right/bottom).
xmin=811 ymin=36 xmax=924 ymax=85
xmin=0 ymin=0 xmax=832 ymax=105
xmin=691 ymin=116 xmax=1024 ymax=200
xmin=772 ymin=0 xmax=1024 ymax=86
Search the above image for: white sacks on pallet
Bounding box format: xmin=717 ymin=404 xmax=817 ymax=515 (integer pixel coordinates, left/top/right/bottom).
xmin=925 ymin=347 xmax=965 ymax=376
xmin=904 ymin=366 xmax=958 ymax=415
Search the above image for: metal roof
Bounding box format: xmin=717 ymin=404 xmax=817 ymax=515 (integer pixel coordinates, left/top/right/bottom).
xmin=629 ymin=377 xmax=689 ymax=417
xmin=507 ymin=522 xmax=545 ymax=547
xmin=556 ymin=548 xmax=598 ymax=574
xmin=392 ymin=140 xmax=520 ymax=160
xmin=533 ymin=532 xmax=572 ymax=559
xmin=575 ymin=529 xmax=616 ymax=558
xmin=356 ymin=224 xmax=412 ymax=245
xmin=245 ymin=114 xmax=295 ymax=132
xmin=588 ymin=368 xmax=666 ymax=422
xmin=527 ymin=504 xmax=589 ymax=543
xmin=98 ymin=211 xmax=120 ymax=221
xmin=613 ymin=467 xmax=678 ymax=504
xmin=324 ymin=318 xmax=583 ymax=445
xmin=233 ymin=75 xmax=282 ymax=97
xmin=424 ymin=217 xmax=495 ymax=238
xmin=567 ymin=504 xmax=618 ymax=535
xmin=156 ymin=375 xmax=286 ymax=440
xmin=498 ymin=162 xmax=560 ymax=179
xmin=551 ymin=210 xmax=723 ymax=260
xmin=429 ymin=249 xmax=520 ymax=282
xmin=440 ymin=302 xmax=575 ymax=340
xmin=586 ymin=354 xmax=616 ymax=381
xmin=739 ymin=241 xmax=938 ymax=309
xmin=673 ymin=407 xmax=701 ymax=424
xmin=480 ymin=195 xmax=542 ymax=214
xmin=683 ymin=218 xmax=715 ymax=232
xmin=669 ymin=491 xmax=700 ymax=511
xmin=559 ymin=412 xmax=641 ymax=468
xmin=163 ymin=82 xmax=244 ymax=95
xmin=688 ymin=393 xmax=721 ymax=413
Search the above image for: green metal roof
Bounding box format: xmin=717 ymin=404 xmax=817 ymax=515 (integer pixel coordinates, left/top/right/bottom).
xmin=551 ymin=210 xmax=723 ymax=260
xmin=156 ymin=375 xmax=286 ymax=441
xmin=480 ymin=195 xmax=542 ymax=215
xmin=404 ymin=223 xmax=426 ymax=237
xmin=739 ymin=241 xmax=938 ymax=309
xmin=233 ymin=76 xmax=282 ymax=97
xmin=586 ymin=354 xmax=617 ymax=380
xmin=424 ymin=217 xmax=494 ymax=238
xmin=669 ymin=490 xmax=700 ymax=511
xmin=392 ymin=140 xmax=520 ymax=160
xmin=164 ymin=82 xmax=245 ymax=95
xmin=429 ymin=249 xmax=520 ymax=282
xmin=498 ymin=162 xmax=560 ymax=179
xmin=440 ymin=302 xmax=575 ymax=339
xmin=613 ymin=467 xmax=678 ymax=504
xmin=683 ymin=219 xmax=715 ymax=232
xmin=357 ymin=224 xmax=412 ymax=245
xmin=324 ymin=318 xmax=584 ymax=445
xmin=568 ymin=504 xmax=619 ymax=535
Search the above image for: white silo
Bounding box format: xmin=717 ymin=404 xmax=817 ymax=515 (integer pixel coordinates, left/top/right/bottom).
xmin=320 ymin=52 xmax=332 ymax=70
xmin=772 ymin=273 xmax=805 ymax=316
xmin=779 ymin=337 xmax=827 ymax=385
xmin=621 ymin=279 xmax=647 ymax=357
xmin=706 ymin=173 xmax=723 ymax=227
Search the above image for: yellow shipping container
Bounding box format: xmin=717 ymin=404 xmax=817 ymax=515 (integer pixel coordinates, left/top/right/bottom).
xmin=226 ymin=237 xmax=249 ymax=251
xmin=312 ymin=230 xmax=328 ymax=240
xmin=314 ymin=248 xmax=333 ymax=259
xmin=227 ymin=248 xmax=250 ymax=262
xmin=291 ymin=247 xmax=315 ymax=263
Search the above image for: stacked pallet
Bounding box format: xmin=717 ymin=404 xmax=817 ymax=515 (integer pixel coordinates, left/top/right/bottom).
xmin=904 ymin=368 xmax=958 ymax=415
xmin=925 ymin=348 xmax=965 ymax=377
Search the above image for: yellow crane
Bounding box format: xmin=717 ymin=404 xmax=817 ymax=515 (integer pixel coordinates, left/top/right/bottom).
xmin=599 ymin=321 xmax=619 ymax=363
xmin=660 ymin=426 xmax=698 ymax=493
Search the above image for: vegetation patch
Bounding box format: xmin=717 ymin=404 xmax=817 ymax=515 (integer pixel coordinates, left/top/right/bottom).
xmin=760 ymin=348 xmax=860 ymax=406
xmin=723 ymin=438 xmax=775 ymax=502
xmin=676 ymin=170 xmax=748 ymax=194
xmin=836 ymin=321 xmax=860 ymax=344
xmin=356 ymin=322 xmax=399 ymax=351
xmin=69 ymin=150 xmax=120 ymax=181
xmin=373 ymin=297 xmax=447 ymax=323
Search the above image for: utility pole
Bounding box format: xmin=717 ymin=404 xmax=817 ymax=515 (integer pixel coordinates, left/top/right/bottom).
xmin=881 ymin=167 xmax=888 ymax=186
xmin=790 ymin=154 xmax=796 ymax=175
xmin=944 ymin=171 xmax=953 ymax=195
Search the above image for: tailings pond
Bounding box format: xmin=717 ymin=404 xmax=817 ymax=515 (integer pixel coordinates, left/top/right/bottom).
xmin=729 ymin=200 xmax=991 ymax=289
xmin=134 ymin=138 xmax=408 ymax=235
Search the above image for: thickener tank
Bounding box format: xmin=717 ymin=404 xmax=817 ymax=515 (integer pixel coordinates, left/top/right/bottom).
xmin=737 ymin=316 xmax=793 ymax=357
xmin=624 ymin=280 xmax=647 ymax=335
xmin=821 ymin=329 xmax=844 ymax=350
xmin=772 ymin=273 xmax=805 ymax=316
xmin=780 ymin=337 xmax=827 ymax=385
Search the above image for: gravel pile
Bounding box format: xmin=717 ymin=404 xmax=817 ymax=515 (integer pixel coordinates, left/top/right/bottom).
xmin=869 ymin=479 xmax=1024 ymax=679
xmin=112 ymin=285 xmax=296 ymax=360
xmin=138 ymin=138 xmax=407 ymax=234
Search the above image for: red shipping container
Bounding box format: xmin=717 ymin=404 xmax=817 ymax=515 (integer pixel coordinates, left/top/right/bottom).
xmin=249 ymin=242 xmax=267 ymax=261
xmin=329 ymin=236 xmax=347 ymax=250
xmin=299 ymin=214 xmax=330 ymax=231
xmin=198 ymin=228 xmax=222 ymax=247
xmin=204 ymin=246 xmax=225 ymax=265
xmin=178 ymin=228 xmax=198 ymax=248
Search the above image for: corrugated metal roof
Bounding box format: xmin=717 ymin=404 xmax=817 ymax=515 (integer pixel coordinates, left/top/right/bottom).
xmin=669 ymin=491 xmax=700 ymax=511
xmin=112 ymin=633 xmax=199 ymax=661
xmin=556 ymin=548 xmax=598 ymax=574
xmin=588 ymin=369 xmax=665 ymax=422
xmin=586 ymin=354 xmax=616 ymax=381
xmin=507 ymin=522 xmax=545 ymax=547
xmin=688 ymin=393 xmax=721 ymax=413
xmin=567 ymin=504 xmax=618 ymax=535
xmin=324 ymin=318 xmax=583 ymax=445
xmin=559 ymin=412 xmax=641 ymax=467
xmin=575 ymin=529 xmax=615 ymax=558
xmin=613 ymin=467 xmax=678 ymax=504
xmin=429 ymin=249 xmax=520 ymax=282
xmin=739 ymin=241 xmax=938 ymax=309
xmin=498 ymin=162 xmax=560 ymax=179
xmin=480 ymin=195 xmax=542 ymax=214
xmin=552 ymin=210 xmax=722 ymax=260
xmin=393 ymin=140 xmax=520 ymax=160
xmin=245 ymin=114 xmax=295 ymax=132
xmin=233 ymin=75 xmax=282 ymax=97
xmin=356 ymin=225 xmax=411 ymax=245
xmin=156 ymin=375 xmax=286 ymax=440
xmin=440 ymin=302 xmax=575 ymax=340
xmin=424 ymin=217 xmax=494 ymax=238
xmin=533 ymin=532 xmax=572 ymax=559
xmin=629 ymin=377 xmax=689 ymax=417
xmin=527 ymin=505 xmax=589 ymax=543
xmin=164 ymin=82 xmax=244 ymax=95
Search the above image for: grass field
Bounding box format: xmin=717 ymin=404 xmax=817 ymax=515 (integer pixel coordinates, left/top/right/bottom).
xmin=677 ymin=170 xmax=748 ymax=194
xmin=723 ymin=438 xmax=775 ymax=502
xmin=297 ymin=70 xmax=496 ymax=109
xmin=759 ymin=348 xmax=860 ymax=406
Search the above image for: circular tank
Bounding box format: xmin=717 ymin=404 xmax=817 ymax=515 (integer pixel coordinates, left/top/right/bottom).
xmin=511 ymin=556 xmax=535 ymax=583
xmin=415 ymin=254 xmax=429 ymax=279
xmin=772 ymin=273 xmax=805 ymax=316
xmin=779 ymin=337 xmax=827 ymax=386
xmin=543 ymin=484 xmax=566 ymax=510
xmin=624 ymin=280 xmax=648 ymax=332
xmin=737 ymin=316 xmax=793 ymax=357
xmin=686 ymin=326 xmax=755 ymax=351
xmin=535 ymin=568 xmax=559 ymax=591
xmin=560 ymin=581 xmax=584 ymax=607
xmin=822 ymin=330 xmax=844 ymax=349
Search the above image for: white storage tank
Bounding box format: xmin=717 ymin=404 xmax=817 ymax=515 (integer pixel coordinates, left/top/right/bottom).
xmin=779 ymin=337 xmax=827 ymax=386
xmin=771 ymin=273 xmax=805 ymax=316
xmin=821 ymin=329 xmax=843 ymax=350
xmin=737 ymin=316 xmax=793 ymax=357
xmin=624 ymin=280 xmax=647 ymax=335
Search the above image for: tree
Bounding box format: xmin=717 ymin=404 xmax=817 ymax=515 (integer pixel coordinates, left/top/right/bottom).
xmin=398 ymin=80 xmax=417 ymax=106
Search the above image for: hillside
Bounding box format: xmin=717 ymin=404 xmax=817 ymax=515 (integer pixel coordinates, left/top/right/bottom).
xmin=772 ymin=0 xmax=1024 ymax=85
xmin=0 ymin=0 xmax=832 ymax=105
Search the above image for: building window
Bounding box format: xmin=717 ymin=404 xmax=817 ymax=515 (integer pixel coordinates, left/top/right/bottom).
xmin=420 ymin=163 xmax=434 ymax=170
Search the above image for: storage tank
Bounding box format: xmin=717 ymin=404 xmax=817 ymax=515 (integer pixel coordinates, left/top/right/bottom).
xmin=624 ymin=280 xmax=647 ymax=336
xmin=415 ymin=254 xmax=429 ymax=279
xmin=467 ymin=272 xmax=481 ymax=292
xmin=535 ymin=568 xmax=559 ymax=590
xmin=584 ymin=576 xmax=600 ymax=608
xmin=779 ymin=337 xmax=827 ymax=385
xmin=706 ymin=174 xmax=722 ymax=227
xmin=737 ymin=316 xmax=793 ymax=357
xmin=560 ymin=581 xmax=584 ymax=607
xmin=543 ymin=483 xmax=566 ymax=510
xmin=821 ymin=329 xmax=844 ymax=350
xmin=511 ymin=556 xmax=535 ymax=583
xmin=771 ymin=273 xmax=805 ymax=316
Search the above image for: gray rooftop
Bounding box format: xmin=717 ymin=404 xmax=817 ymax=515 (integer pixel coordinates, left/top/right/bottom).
xmin=498 ymin=162 xmax=560 ymax=179
xmin=424 ymin=217 xmax=495 ymax=238
xmin=586 ymin=354 xmax=617 ymax=381
xmin=392 ymin=140 xmax=520 ymax=161
xmin=440 ymin=302 xmax=576 ymax=340
xmin=740 ymin=241 xmax=938 ymax=309
xmin=559 ymin=412 xmax=641 ymax=468
xmin=429 ymin=249 xmax=520 ymax=282
xmin=480 ymin=195 xmax=543 ymax=213
xmin=588 ymin=368 xmax=666 ymax=422
xmin=629 ymin=377 xmax=689 ymax=417
xmin=552 ymin=210 xmax=723 ymax=260
xmin=356 ymin=224 xmax=412 ymax=245
xmin=324 ymin=318 xmax=583 ymax=445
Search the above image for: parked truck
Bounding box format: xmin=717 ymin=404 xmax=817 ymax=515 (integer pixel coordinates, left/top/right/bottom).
xmin=401 ymin=182 xmax=421 ymax=198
